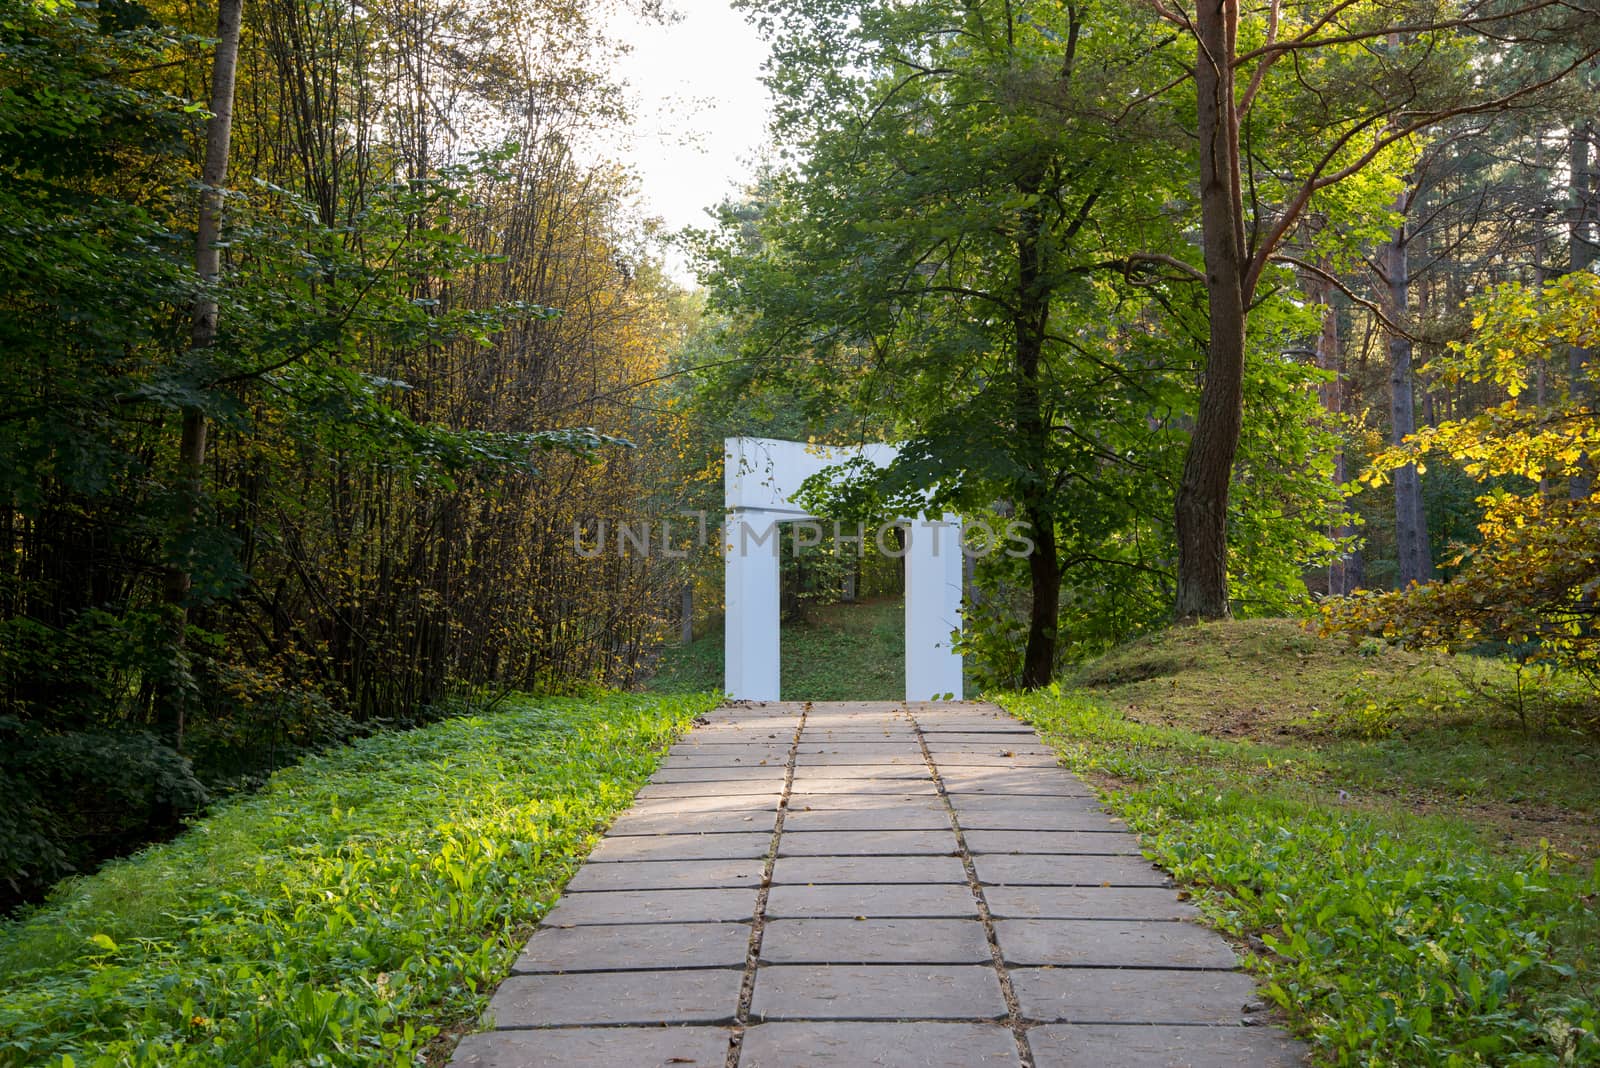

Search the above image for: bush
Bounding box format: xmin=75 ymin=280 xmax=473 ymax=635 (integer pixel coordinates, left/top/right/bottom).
xmin=0 ymin=719 xmax=207 ymax=910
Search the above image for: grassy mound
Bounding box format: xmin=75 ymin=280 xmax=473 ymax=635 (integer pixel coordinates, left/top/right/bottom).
xmin=1006 ymin=619 xmax=1600 ymax=1066
xmin=0 ymin=692 xmax=715 ymax=1067
xmin=1070 ymin=618 xmax=1600 ymax=855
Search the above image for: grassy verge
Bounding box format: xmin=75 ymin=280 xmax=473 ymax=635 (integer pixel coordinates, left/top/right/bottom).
xmin=648 ymin=596 xmax=905 ymax=700
xmin=1001 ymin=619 xmax=1600 ymax=1066
xmin=0 ymin=691 xmax=716 ymax=1067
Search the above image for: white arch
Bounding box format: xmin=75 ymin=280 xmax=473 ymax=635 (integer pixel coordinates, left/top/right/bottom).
xmin=723 ymin=436 xmax=963 ymax=701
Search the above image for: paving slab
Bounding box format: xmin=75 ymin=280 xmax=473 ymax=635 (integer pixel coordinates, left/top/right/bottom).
xmin=786 ymin=793 xmax=943 ymax=813
xmin=983 ymin=885 xmax=1198 ymax=920
xmin=625 ymin=795 xmax=781 ymax=816
xmin=929 ymin=752 xmax=1061 ymax=767
xmin=542 ymin=888 xmax=757 ymax=926
xmin=995 ymin=919 xmax=1237 ymax=969
xmin=967 ymin=831 xmax=1153 ymax=858
xmin=483 ymin=968 xmax=743 ymax=1026
xmin=586 ymin=832 xmax=772 ymax=862
xmin=787 ymin=779 xmax=940 ymax=795
xmin=923 ymin=727 xmax=1031 ymax=735
xmin=659 ymin=744 xmax=788 ymax=759
xmin=636 ymin=781 xmax=786 ymax=799
xmin=739 ymin=1022 xmax=1020 ymax=1066
xmin=949 ymin=801 xmax=1122 ymax=833
xmin=760 ymin=918 xmax=993 ymax=964
xmin=784 ymin=763 xmax=930 ymax=778
xmin=750 ymin=965 xmax=1007 ymax=1021
xmin=564 ymin=857 xmax=765 ymax=892
xmin=451 ymin=1027 xmax=731 ymax=1067
xmin=973 ymin=852 xmax=1170 ymax=888
xmin=765 ymin=882 xmax=979 ymax=918
xmin=651 ymin=767 xmax=793 ymax=783
xmin=798 ymin=752 xmax=926 ymax=766
xmin=606 ymin=808 xmax=777 ymax=836
xmin=667 ymin=743 xmax=790 ymax=758
xmin=940 ymin=771 xmax=1094 ymax=797
xmin=927 ymin=743 xmax=1056 ymax=756
xmin=1011 ymin=967 xmax=1263 ymax=1024
xmin=785 ymin=789 xmax=941 ymax=808
xmin=782 ymin=806 xmax=953 ymax=832
xmin=681 ymin=730 xmax=795 ymax=741
xmin=1027 ymin=1024 xmax=1307 ymax=1067
xmin=806 ymin=718 xmax=910 ymax=725
xmin=779 ymin=830 xmax=957 ymax=856
xmin=658 ymin=753 xmax=787 ymax=769
xmin=512 ymin=922 xmax=750 ymax=973
xmin=772 ymin=854 xmax=968 ymax=884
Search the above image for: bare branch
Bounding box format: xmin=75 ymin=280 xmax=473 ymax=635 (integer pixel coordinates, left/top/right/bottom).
xmin=1243 ymin=41 xmax=1600 ymax=297
xmin=1274 ymin=252 xmax=1425 ymax=342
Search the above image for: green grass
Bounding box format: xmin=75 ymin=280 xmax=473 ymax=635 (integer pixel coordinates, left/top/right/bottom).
xmin=0 ymin=691 xmax=716 ymax=1067
xmin=648 ymin=596 xmax=905 ymax=700
xmin=1004 ymin=619 xmax=1600 ymax=1067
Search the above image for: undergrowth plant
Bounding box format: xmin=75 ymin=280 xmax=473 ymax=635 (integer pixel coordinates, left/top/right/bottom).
xmin=1005 ymin=687 xmax=1600 ymax=1067
xmin=0 ymin=692 xmax=714 ymax=1067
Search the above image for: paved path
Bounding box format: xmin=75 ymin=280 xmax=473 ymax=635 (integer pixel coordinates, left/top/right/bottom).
xmin=450 ymin=701 xmax=1307 ymax=1067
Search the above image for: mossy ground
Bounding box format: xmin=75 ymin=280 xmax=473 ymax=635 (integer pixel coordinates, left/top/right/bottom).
xmin=1070 ymin=618 xmax=1600 ymax=857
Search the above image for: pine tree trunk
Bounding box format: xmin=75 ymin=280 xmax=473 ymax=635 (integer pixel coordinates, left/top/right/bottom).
xmin=1570 ymin=120 xmax=1595 ymax=500
xmin=1385 ymin=191 xmax=1433 ymax=588
xmin=1314 ymin=282 xmax=1362 ymax=594
xmin=159 ymin=0 xmax=245 ymax=748
xmin=1174 ymin=0 xmax=1245 ymax=621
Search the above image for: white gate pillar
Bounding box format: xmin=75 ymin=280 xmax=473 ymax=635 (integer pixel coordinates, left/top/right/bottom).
xmin=723 ymin=437 xmax=964 ymax=702
xmin=905 ymin=515 xmax=964 ymax=701
xmin=724 ymin=511 xmax=782 ymax=701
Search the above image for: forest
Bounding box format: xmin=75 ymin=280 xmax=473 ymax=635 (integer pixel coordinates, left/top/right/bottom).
xmin=1 ymin=0 xmax=1598 ymax=1060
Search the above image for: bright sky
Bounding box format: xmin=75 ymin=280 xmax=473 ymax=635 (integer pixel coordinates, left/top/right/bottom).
xmin=604 ymin=0 xmax=774 ymax=285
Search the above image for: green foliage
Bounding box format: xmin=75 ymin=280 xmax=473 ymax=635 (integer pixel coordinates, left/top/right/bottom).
xmin=1326 ymin=274 xmax=1600 ymax=673
xmin=0 ymin=691 xmax=714 ymax=1067
xmin=1 ymin=0 xmax=677 ymax=906
xmin=1005 ymin=685 xmax=1600 ymax=1066
xmin=0 ymin=718 xmax=209 ymax=905
xmin=695 ymin=0 xmax=1345 ymax=680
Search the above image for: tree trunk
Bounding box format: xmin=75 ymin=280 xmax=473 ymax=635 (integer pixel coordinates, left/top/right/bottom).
xmin=1021 ymin=493 xmax=1060 ymax=687
xmin=1015 ymin=175 xmax=1059 ymax=687
xmin=1385 ymin=190 xmax=1433 ymax=588
xmin=159 ymin=0 xmax=245 ymax=747
xmin=1570 ymin=119 xmax=1595 ymax=500
xmin=1313 ymin=281 xmax=1362 ymax=594
xmin=1174 ymin=0 xmax=1246 ymax=620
